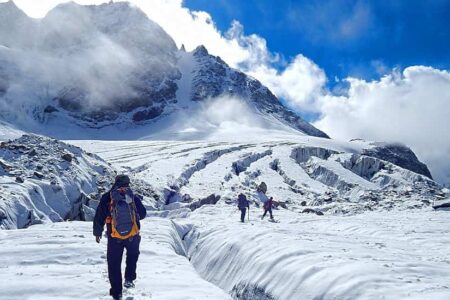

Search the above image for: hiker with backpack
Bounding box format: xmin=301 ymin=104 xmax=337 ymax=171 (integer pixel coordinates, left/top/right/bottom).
xmin=261 ymin=196 xmax=274 ymax=220
xmin=237 ymin=193 xmax=250 ymax=223
xmin=93 ymin=175 xmax=147 ymax=300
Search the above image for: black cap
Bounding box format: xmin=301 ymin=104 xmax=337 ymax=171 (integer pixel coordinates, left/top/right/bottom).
xmin=114 ymin=175 xmax=130 ymax=188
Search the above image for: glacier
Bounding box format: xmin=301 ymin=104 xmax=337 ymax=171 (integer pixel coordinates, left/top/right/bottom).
xmin=0 ymin=1 xmax=449 ymax=300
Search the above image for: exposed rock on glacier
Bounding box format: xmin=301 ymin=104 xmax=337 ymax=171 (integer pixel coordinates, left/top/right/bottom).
xmin=362 ymin=142 xmax=433 ymax=179
xmin=0 ymin=134 xmax=114 ymax=229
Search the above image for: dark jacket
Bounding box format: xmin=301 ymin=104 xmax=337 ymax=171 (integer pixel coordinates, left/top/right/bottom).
xmin=237 ymin=194 xmax=249 ymax=209
xmin=264 ymin=199 xmax=273 ymax=210
xmin=93 ymin=190 xmax=147 ymax=237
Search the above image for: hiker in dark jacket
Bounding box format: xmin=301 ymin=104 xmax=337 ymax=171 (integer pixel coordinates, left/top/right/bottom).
xmin=93 ymin=175 xmax=147 ymax=300
xmin=261 ymin=196 xmax=274 ymax=220
xmin=237 ymin=193 xmax=250 ymax=222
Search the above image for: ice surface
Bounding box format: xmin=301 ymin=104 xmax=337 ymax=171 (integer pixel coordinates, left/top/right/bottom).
xmin=0 ymin=219 xmax=230 ymax=300
xmin=2 ymin=206 xmax=450 ymax=299
xmin=184 ymin=205 xmax=450 ymax=300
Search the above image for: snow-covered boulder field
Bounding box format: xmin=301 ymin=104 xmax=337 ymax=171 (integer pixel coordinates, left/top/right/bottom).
xmin=0 ymin=134 xmax=114 ymax=229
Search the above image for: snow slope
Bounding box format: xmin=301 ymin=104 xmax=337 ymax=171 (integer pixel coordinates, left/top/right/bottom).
xmin=0 ymin=218 xmax=230 ymax=300
xmin=2 ymin=205 xmax=450 ymax=300
xmin=183 ymin=205 xmax=450 ymax=300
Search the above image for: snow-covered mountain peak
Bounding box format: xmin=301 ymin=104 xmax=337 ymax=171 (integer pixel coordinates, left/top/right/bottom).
xmin=0 ymin=0 xmax=19 ymax=13
xmin=186 ymin=45 xmax=330 ymax=138
xmin=0 ymin=1 xmax=36 ymax=49
xmin=0 ymin=0 xmax=22 ymax=16
xmin=1 ymin=4 xmax=449 ymax=299
xmin=0 ymin=1 xmax=328 ymax=139
xmin=193 ymin=45 xmax=209 ymax=56
xmin=41 ymin=1 xmax=177 ymax=57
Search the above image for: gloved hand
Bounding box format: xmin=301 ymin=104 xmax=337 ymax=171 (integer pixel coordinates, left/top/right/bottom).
xmin=95 ymin=236 xmax=101 ymax=243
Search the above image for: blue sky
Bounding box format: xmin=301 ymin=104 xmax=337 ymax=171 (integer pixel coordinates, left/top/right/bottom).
xmin=185 ymin=0 xmax=450 ymax=82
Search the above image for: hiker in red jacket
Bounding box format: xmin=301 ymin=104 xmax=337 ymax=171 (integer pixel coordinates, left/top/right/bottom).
xmin=261 ymin=196 xmax=274 ymax=220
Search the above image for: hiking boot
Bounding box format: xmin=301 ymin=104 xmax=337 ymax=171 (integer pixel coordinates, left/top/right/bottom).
xmin=111 ymin=293 xmax=122 ymax=300
xmin=124 ymin=280 xmax=135 ymax=289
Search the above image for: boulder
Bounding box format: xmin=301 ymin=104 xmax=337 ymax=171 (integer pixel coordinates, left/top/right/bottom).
xmin=61 ymin=153 xmax=73 ymax=162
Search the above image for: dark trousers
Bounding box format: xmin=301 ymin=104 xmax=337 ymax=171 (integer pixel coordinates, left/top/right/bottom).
xmin=262 ymin=208 xmax=273 ymax=219
xmin=240 ymin=207 xmax=247 ymax=222
xmin=107 ymin=235 xmax=141 ymax=297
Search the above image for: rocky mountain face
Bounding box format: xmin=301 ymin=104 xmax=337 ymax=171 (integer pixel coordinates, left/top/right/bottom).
xmin=0 ymin=1 xmax=327 ymax=137
xmin=362 ymin=142 xmax=433 ymax=179
xmin=0 ymin=1 xmax=180 ymax=126
xmin=190 ymin=46 xmax=329 ymax=138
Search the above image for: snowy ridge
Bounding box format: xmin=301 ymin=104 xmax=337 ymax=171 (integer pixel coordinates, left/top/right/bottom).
xmin=189 ymin=46 xmax=329 ymax=138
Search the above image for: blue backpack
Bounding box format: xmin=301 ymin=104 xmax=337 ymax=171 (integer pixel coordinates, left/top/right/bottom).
xmin=237 ymin=193 xmax=248 ymax=208
xmin=109 ymin=187 xmax=139 ymax=240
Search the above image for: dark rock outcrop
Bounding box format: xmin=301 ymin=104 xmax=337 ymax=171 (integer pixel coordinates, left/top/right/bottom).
xmin=362 ymin=143 xmax=433 ymax=179
xmin=132 ymin=106 xmax=164 ymax=122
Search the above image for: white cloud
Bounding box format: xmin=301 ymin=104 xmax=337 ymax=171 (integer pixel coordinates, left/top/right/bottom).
xmin=247 ymin=55 xmax=327 ymax=113
xmin=314 ymin=66 xmax=450 ymax=184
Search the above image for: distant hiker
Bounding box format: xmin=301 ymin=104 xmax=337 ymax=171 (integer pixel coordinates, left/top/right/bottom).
xmin=237 ymin=193 xmax=250 ymax=223
xmin=261 ymin=196 xmax=274 ymax=220
xmin=93 ymin=175 xmax=147 ymax=300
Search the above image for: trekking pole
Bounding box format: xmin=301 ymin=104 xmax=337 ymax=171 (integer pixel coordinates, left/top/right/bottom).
xmin=248 ymin=207 xmax=250 ymax=222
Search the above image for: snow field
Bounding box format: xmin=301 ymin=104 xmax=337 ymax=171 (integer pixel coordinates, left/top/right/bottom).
xmin=182 ymin=205 xmax=450 ymax=300
xmin=2 ymin=204 xmax=450 ymax=300
xmin=0 ymin=219 xmax=230 ymax=300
